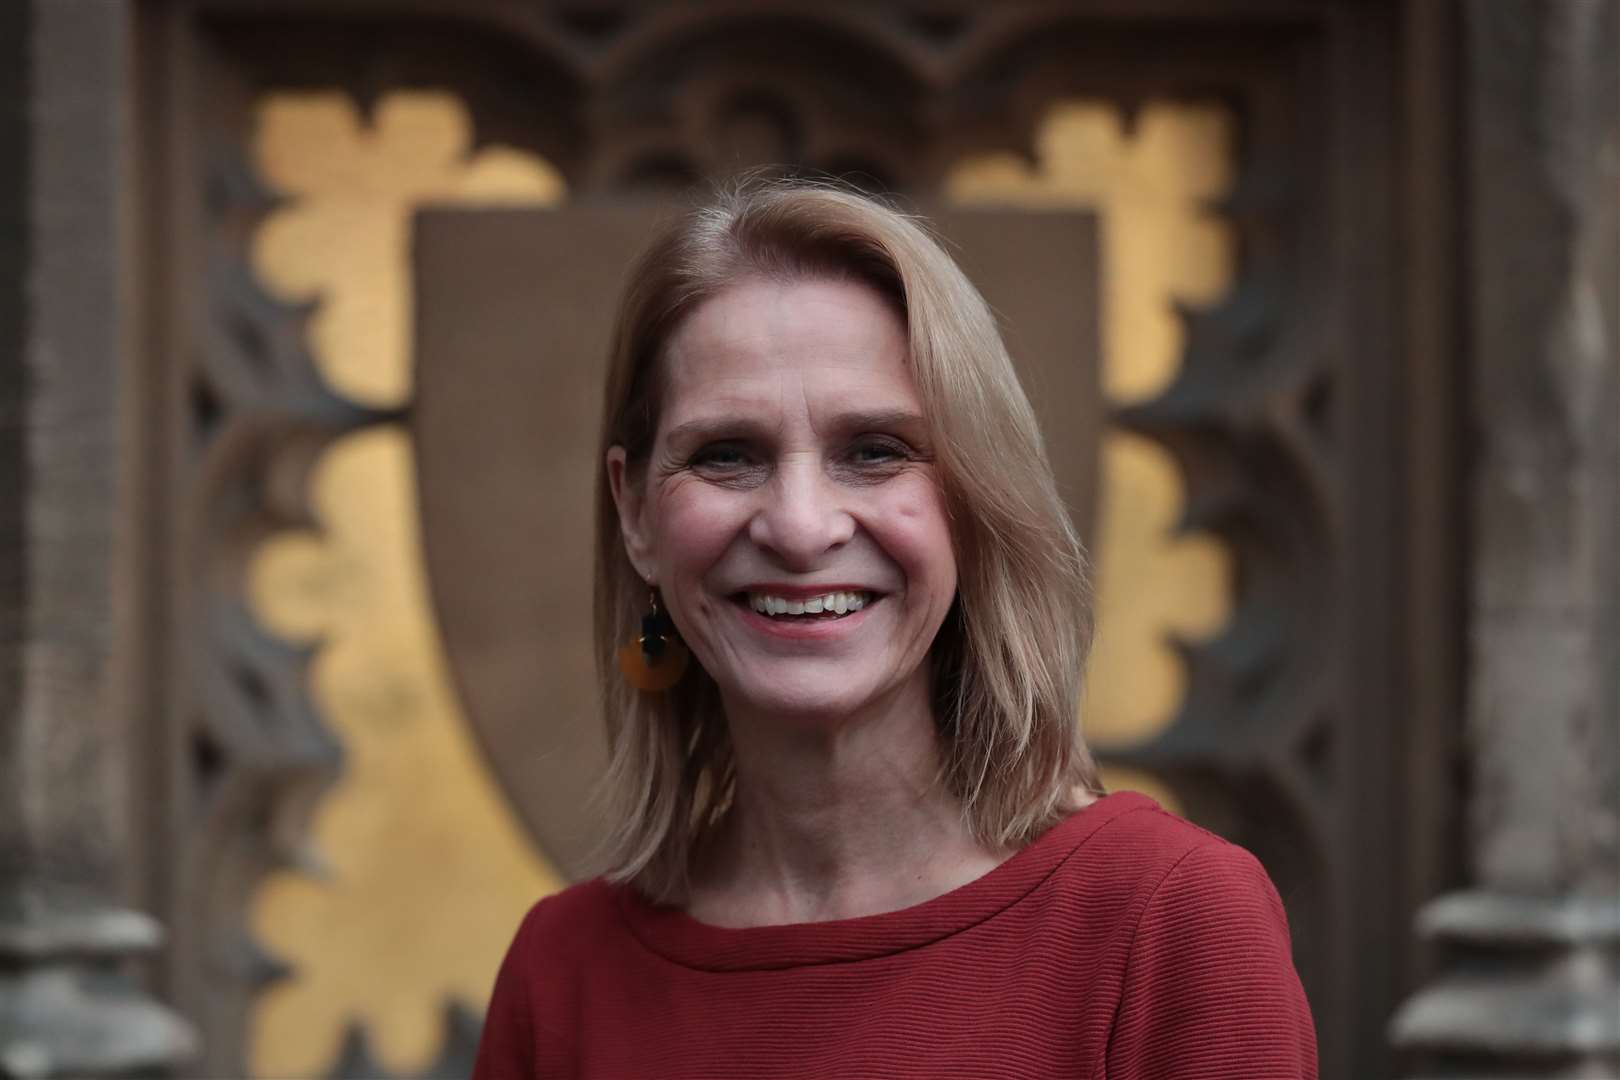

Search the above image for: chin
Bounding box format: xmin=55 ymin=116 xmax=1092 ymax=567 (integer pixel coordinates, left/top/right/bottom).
xmin=735 ymin=683 xmax=868 ymax=725
xmin=719 ymin=665 xmax=909 ymax=730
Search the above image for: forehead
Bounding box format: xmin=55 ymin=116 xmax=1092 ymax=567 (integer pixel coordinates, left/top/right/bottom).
xmin=659 ymin=276 xmax=915 ymax=414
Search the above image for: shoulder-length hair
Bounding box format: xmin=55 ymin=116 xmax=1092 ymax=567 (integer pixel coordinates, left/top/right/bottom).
xmin=593 ymin=177 xmax=1101 ymax=902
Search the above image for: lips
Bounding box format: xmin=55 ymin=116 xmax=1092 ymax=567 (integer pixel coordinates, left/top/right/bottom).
xmin=728 ymin=585 xmax=883 ymax=637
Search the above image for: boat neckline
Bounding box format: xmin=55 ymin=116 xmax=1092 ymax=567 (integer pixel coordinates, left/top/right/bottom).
xmin=618 ymin=789 xmax=1157 ymax=971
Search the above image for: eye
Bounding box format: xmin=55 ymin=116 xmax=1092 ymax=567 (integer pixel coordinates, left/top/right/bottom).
xmin=690 ymin=441 xmax=753 ymax=470
xmin=848 ymin=436 xmax=909 ymax=465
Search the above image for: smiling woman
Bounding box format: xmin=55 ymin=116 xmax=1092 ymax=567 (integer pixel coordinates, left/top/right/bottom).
xmin=472 ymin=179 xmax=1316 ymax=1079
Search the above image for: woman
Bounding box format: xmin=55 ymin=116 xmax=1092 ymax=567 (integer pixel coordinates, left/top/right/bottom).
xmin=472 ymin=180 xmax=1316 ymax=1078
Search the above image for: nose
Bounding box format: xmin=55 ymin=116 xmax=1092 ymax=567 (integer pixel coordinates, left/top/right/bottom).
xmin=748 ymin=454 xmax=855 ymax=570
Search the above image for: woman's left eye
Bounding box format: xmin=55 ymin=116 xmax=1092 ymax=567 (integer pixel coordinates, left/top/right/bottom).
xmin=849 ymin=437 xmax=908 ymax=465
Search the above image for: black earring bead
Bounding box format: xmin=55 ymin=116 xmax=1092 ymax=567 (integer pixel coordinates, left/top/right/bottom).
xmin=640 ymin=606 xmax=674 ymax=663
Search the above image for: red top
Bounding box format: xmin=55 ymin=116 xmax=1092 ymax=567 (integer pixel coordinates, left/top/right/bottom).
xmin=471 ymin=792 xmax=1317 ymax=1079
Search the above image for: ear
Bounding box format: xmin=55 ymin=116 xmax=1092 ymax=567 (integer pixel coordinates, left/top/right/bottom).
xmin=606 ymin=445 xmax=655 ymax=584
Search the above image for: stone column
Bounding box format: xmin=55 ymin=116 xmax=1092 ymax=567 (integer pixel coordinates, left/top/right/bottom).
xmin=0 ymin=1 xmax=197 ymax=1076
xmin=1391 ymin=0 xmax=1620 ymax=1076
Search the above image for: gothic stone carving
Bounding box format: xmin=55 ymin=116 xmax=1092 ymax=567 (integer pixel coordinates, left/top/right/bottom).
xmin=147 ymin=4 xmax=1446 ymax=1077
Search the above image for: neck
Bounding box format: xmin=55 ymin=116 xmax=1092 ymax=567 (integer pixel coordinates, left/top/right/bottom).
xmin=687 ymin=674 xmax=1009 ymax=927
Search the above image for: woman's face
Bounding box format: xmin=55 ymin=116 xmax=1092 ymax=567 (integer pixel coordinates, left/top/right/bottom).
xmin=610 ymin=275 xmax=958 ymax=727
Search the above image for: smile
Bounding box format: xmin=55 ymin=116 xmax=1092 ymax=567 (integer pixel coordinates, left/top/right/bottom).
xmin=746 ymin=590 xmax=872 ymax=618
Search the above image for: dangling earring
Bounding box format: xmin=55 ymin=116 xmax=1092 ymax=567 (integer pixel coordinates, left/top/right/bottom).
xmin=617 ymin=586 xmax=689 ymax=692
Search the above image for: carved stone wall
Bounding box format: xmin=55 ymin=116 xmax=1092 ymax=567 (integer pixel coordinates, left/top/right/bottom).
xmin=236 ymin=89 xmax=1231 ymax=1075
xmin=157 ymin=6 xmax=1437 ymax=1078
xmin=0 ymin=2 xmax=1494 ymax=1078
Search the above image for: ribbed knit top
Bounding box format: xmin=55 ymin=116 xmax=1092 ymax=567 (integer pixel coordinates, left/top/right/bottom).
xmin=472 ymin=792 xmax=1318 ymax=1079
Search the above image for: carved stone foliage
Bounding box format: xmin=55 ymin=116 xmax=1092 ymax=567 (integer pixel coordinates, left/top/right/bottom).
xmin=169 ymin=145 xmax=399 ymax=1076
xmin=945 ymin=102 xmax=1238 ymax=754
xmin=244 ymin=92 xmax=568 ymax=1077
xmin=242 ymin=88 xmax=1221 ymax=1075
xmin=160 ymin=3 xmax=1420 ymax=1078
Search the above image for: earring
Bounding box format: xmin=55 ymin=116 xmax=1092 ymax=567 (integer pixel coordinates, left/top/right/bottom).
xmin=617 ymin=586 xmax=689 ymax=692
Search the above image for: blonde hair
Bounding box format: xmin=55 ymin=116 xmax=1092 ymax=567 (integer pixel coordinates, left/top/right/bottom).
xmin=593 ymin=178 xmax=1101 ymax=901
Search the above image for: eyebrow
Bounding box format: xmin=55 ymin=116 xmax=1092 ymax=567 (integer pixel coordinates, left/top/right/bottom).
xmin=663 ymin=409 xmax=929 ymax=447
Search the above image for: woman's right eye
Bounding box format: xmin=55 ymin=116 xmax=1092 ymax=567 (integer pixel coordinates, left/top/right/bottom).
xmin=691 ymin=442 xmax=750 ymax=470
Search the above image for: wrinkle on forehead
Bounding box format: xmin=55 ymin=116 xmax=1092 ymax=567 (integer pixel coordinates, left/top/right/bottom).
xmin=657 ymin=277 xmax=917 ymax=437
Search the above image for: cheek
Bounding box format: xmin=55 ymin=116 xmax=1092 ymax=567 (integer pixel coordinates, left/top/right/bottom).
xmin=651 ymin=480 xmax=742 ymax=578
xmin=873 ymin=484 xmax=958 ymax=595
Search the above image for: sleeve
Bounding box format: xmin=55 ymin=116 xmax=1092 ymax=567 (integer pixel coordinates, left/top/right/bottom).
xmin=470 ymin=903 xmax=542 ymax=1080
xmin=1104 ymin=842 xmax=1318 ymax=1080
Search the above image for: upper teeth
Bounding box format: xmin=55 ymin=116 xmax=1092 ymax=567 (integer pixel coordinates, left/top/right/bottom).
xmin=749 ymin=591 xmax=870 ymax=616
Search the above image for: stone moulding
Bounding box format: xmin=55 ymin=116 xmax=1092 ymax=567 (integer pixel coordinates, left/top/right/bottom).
xmin=0 ymin=886 xmax=197 ymax=1077
xmin=1392 ymin=891 xmax=1620 ymax=1060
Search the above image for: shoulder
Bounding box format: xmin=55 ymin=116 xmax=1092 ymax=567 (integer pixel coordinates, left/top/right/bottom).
xmin=1123 ymin=820 xmax=1295 ymax=968
xmin=1047 ymin=794 xmax=1309 ymax=1007
xmin=1080 ymin=799 xmax=1317 ymax=1077
xmin=1060 ymin=793 xmax=1282 ymax=922
xmin=481 ymin=878 xmax=632 ymax=1044
xmin=508 ymin=877 xmax=625 ymax=966
xmin=474 ymin=879 xmax=636 ymax=1077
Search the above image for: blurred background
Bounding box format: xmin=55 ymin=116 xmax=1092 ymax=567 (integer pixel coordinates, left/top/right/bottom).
xmin=1 ymin=1 xmax=1614 ymax=1078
